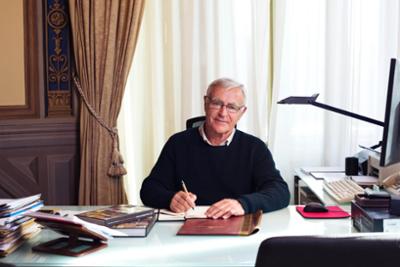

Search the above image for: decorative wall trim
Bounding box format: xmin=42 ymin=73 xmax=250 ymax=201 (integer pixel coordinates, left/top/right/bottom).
xmin=45 ymin=0 xmax=73 ymax=117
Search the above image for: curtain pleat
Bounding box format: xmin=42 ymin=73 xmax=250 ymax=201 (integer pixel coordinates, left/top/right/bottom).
xmin=69 ymin=0 xmax=145 ymax=205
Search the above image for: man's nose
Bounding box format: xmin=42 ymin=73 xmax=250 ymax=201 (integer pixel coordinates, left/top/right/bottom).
xmin=218 ymin=105 xmax=228 ymax=115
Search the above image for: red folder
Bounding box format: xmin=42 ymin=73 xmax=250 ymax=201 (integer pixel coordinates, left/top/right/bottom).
xmin=296 ymin=205 xmax=350 ymax=219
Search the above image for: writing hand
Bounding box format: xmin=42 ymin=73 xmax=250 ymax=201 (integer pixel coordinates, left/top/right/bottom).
xmin=205 ymin=199 xmax=244 ymax=219
xmin=169 ymin=191 xmax=197 ymax=213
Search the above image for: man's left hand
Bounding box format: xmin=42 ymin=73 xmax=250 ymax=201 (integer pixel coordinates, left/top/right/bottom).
xmin=205 ymin=199 xmax=244 ymax=219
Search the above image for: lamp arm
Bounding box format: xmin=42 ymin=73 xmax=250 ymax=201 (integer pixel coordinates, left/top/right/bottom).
xmin=310 ymin=101 xmax=384 ymax=127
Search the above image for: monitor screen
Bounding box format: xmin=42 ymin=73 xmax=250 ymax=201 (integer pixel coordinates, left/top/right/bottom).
xmin=380 ymin=58 xmax=400 ymax=166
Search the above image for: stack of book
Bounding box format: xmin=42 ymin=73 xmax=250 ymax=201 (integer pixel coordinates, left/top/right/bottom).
xmin=0 ymin=194 xmax=43 ymax=256
xmin=76 ymin=205 xmax=157 ymax=237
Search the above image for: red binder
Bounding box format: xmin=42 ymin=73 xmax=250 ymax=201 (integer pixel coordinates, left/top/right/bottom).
xmin=296 ymin=205 xmax=350 ymax=219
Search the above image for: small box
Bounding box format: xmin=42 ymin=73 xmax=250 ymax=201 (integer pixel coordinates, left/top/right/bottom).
xmin=354 ymin=194 xmax=390 ymax=208
xmin=351 ymin=201 xmax=400 ymax=232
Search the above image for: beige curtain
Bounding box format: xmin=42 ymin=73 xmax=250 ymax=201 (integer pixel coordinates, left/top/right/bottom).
xmin=69 ymin=0 xmax=145 ymax=205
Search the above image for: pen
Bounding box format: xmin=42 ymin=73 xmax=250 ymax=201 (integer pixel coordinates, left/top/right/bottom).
xmin=181 ymin=179 xmax=195 ymax=210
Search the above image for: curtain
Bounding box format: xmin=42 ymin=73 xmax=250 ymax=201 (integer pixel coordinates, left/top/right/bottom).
xmin=69 ymin=0 xmax=145 ymax=204
xmin=119 ymin=0 xmax=400 ymax=204
xmin=118 ymin=0 xmax=272 ymax=204
xmin=269 ymin=0 xmax=400 ymax=198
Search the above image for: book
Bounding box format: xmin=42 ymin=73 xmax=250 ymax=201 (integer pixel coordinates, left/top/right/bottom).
xmin=0 ymin=219 xmax=41 ymax=257
xmin=177 ymin=210 xmax=262 ymax=236
xmin=110 ymin=213 xmax=157 ymax=237
xmin=158 ymin=206 xmax=209 ymax=221
xmin=26 ymin=211 xmax=124 ymax=256
xmin=76 ymin=205 xmax=155 ymax=226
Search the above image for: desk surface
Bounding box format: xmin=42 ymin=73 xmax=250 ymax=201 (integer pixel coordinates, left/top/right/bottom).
xmin=0 ymin=206 xmax=355 ymax=267
xmin=295 ymin=168 xmax=343 ymax=205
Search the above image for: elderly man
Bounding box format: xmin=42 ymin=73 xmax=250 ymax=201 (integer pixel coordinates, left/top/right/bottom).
xmin=140 ymin=78 xmax=290 ymax=219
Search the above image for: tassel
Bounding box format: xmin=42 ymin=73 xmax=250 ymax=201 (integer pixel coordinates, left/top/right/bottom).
xmin=108 ymin=132 xmax=127 ymax=177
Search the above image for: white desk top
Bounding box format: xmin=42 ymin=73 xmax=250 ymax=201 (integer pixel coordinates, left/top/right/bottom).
xmin=295 ymin=168 xmax=344 ymax=206
xmin=1 ymin=206 xmax=355 ymax=267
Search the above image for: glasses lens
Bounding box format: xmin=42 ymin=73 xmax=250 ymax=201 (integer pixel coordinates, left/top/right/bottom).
xmin=207 ymin=97 xmax=242 ymax=113
xmin=226 ymin=105 xmax=240 ymax=113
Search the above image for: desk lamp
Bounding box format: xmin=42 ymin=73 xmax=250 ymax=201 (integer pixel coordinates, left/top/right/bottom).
xmin=277 ymin=93 xmax=384 ymax=127
xmin=277 ymin=93 xmax=384 ymax=174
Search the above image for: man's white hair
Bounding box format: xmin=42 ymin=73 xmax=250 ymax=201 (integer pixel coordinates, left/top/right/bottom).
xmin=206 ymin=78 xmax=246 ymax=102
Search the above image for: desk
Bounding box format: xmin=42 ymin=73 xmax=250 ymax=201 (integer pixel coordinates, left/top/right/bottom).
xmin=294 ymin=168 xmax=340 ymax=205
xmin=0 ymin=206 xmax=354 ymax=267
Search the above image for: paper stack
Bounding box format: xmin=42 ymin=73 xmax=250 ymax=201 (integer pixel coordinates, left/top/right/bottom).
xmin=0 ymin=194 xmax=43 ymax=257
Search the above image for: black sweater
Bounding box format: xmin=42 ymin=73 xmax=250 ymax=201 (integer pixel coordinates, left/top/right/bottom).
xmin=140 ymin=128 xmax=290 ymax=213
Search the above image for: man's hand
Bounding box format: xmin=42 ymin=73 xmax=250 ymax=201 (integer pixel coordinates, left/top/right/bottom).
xmin=169 ymin=191 xmax=197 ymax=213
xmin=205 ymin=199 xmax=244 ymax=219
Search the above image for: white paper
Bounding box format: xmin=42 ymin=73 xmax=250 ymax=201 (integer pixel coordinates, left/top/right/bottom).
xmin=158 ymin=206 xmax=210 ymax=221
xmin=383 ymin=219 xmax=400 ymax=232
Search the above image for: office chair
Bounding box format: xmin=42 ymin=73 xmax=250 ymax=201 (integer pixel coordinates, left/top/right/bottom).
xmin=185 ymin=116 xmax=238 ymax=129
xmin=186 ymin=116 xmax=206 ymax=129
xmin=255 ymin=235 xmax=400 ymax=267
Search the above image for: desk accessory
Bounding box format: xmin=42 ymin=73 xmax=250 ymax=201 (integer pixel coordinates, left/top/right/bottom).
xmin=76 ymin=205 xmax=155 ymax=226
xmin=296 ymin=205 xmax=350 ymax=219
xmin=351 ymin=201 xmax=400 ymax=232
xmin=27 ymin=211 xmax=118 ymax=257
xmin=177 ymin=210 xmax=262 ymax=236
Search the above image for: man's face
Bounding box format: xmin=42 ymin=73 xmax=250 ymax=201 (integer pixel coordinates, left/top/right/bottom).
xmin=204 ymin=86 xmax=247 ymax=136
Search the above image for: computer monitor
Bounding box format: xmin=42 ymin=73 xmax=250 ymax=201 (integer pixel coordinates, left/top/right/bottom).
xmin=380 ymin=58 xmax=400 ymax=167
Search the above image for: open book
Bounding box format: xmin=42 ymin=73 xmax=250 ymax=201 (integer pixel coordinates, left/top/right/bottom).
xmin=158 ymin=206 xmax=209 ymax=221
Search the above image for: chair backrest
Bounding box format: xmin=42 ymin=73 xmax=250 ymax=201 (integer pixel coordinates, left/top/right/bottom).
xmin=186 ymin=116 xmax=206 ymax=129
xmin=255 ymin=235 xmax=400 ymax=267
xmin=186 ymin=116 xmax=237 ymax=129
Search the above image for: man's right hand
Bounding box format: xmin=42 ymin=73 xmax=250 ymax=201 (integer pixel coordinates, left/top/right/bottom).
xmin=169 ymin=191 xmax=197 ymax=213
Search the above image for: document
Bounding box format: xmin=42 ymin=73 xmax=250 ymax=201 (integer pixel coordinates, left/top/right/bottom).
xmin=158 ymin=206 xmax=209 ymax=221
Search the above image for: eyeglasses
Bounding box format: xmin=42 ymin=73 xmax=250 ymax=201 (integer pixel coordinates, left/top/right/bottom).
xmin=205 ymin=96 xmax=245 ymax=114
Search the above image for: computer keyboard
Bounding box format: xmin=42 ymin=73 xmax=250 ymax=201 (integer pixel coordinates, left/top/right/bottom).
xmin=323 ymin=178 xmax=365 ymax=203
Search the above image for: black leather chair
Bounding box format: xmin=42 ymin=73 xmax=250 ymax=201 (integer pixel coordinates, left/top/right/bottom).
xmin=255 ymin=235 xmax=400 ymax=267
xmin=186 ymin=115 xmax=237 ymax=129
xmin=186 ymin=116 xmax=206 ymax=129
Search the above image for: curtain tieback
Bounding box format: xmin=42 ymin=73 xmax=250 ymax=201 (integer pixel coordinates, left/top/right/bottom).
xmin=73 ymin=75 xmax=127 ymax=177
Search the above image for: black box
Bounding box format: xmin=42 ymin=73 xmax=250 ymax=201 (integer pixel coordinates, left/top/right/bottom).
xmin=351 ymin=201 xmax=400 ymax=232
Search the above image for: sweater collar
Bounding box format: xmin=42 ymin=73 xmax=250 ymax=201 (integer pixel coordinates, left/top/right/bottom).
xmin=198 ymin=122 xmax=235 ymax=146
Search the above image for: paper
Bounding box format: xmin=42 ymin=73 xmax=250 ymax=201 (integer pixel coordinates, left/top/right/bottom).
xmin=310 ymin=172 xmax=346 ymax=181
xmin=0 ymin=194 xmax=41 ymax=210
xmin=301 ymin=167 xmax=344 ymax=174
xmin=158 ymin=206 xmax=209 ymax=221
xmin=383 ymin=219 xmax=400 ymax=232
